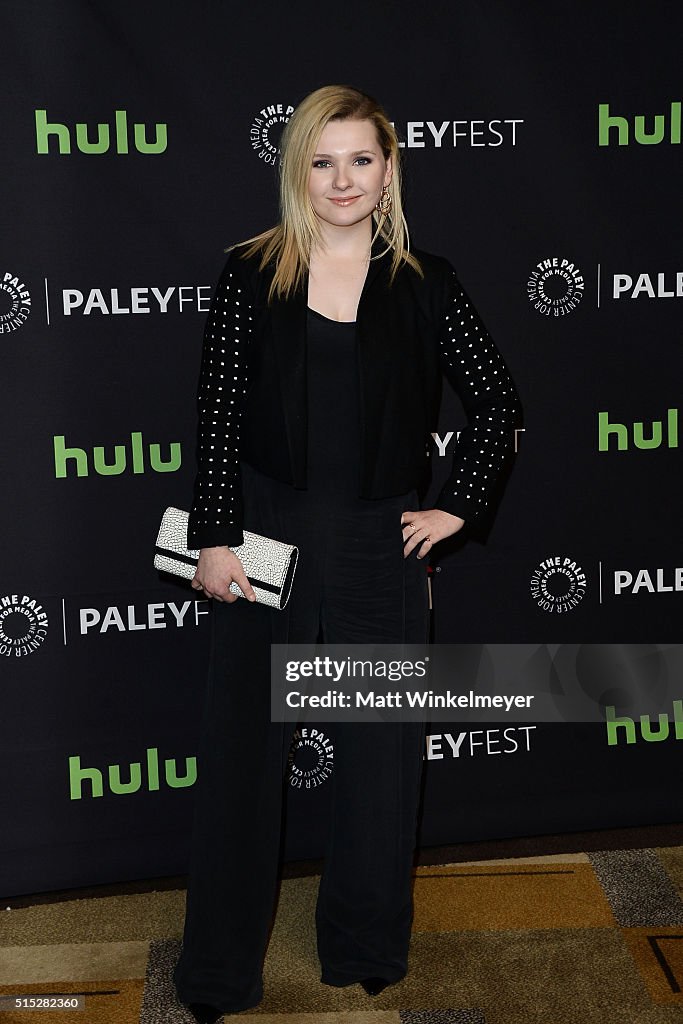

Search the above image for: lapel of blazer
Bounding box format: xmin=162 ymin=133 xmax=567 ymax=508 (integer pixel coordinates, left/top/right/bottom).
xmin=269 ymin=236 xmax=393 ymax=487
xmin=356 ymin=237 xmax=393 ymax=356
xmin=360 ymin=235 xmax=393 ymax=300
xmin=357 ymin=240 xmax=394 ymax=489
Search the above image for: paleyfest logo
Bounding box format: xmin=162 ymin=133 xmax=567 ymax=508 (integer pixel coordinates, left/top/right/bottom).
xmin=0 ymin=271 xmax=31 ymax=333
xmin=250 ymin=102 xmax=294 ymax=164
xmin=527 ymin=257 xmax=584 ymax=317
xmin=0 ymin=594 xmax=49 ymax=657
xmin=530 ymin=556 xmax=587 ymax=614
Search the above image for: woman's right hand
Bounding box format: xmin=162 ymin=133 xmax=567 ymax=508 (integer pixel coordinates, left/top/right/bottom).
xmin=191 ymin=546 xmax=257 ymax=604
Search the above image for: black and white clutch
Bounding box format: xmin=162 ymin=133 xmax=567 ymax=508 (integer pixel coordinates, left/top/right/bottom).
xmin=153 ymin=507 xmax=298 ymax=611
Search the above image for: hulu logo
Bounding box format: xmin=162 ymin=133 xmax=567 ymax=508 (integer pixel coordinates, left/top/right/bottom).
xmin=606 ymin=701 xmax=683 ymax=746
xmin=598 ymin=409 xmax=679 ymax=452
xmin=598 ymin=101 xmax=682 ymax=146
xmin=35 ymin=109 xmax=167 ymax=154
xmin=69 ymin=746 xmax=197 ymax=799
xmin=54 ymin=431 xmax=181 ymax=478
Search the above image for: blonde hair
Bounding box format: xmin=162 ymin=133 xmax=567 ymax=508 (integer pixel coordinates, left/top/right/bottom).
xmin=234 ymin=84 xmax=422 ymax=301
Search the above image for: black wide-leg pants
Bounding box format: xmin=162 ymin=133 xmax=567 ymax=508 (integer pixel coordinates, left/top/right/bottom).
xmin=174 ymin=462 xmax=429 ymax=1013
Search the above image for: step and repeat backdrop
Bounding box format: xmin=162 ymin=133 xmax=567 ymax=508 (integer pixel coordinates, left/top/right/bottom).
xmin=2 ymin=2 xmax=681 ymax=896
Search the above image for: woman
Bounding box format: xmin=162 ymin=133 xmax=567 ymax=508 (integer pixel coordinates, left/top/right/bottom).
xmin=173 ymin=84 xmax=522 ymax=1023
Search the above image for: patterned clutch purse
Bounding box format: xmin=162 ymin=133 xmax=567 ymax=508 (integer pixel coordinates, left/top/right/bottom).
xmin=153 ymin=506 xmax=298 ymax=610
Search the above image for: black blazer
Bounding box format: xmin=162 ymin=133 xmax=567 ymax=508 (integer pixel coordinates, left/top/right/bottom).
xmin=187 ymin=239 xmax=522 ymax=549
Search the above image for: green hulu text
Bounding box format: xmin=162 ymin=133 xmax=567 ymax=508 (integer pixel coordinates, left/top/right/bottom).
xmin=605 ymin=700 xmax=683 ymax=746
xmin=35 ymin=109 xmax=167 ymax=154
xmin=54 ymin=431 xmax=182 ymax=477
xmin=598 ymin=101 xmax=681 ymax=146
xmin=598 ymin=409 xmax=678 ymax=452
xmin=69 ymin=747 xmax=197 ymax=799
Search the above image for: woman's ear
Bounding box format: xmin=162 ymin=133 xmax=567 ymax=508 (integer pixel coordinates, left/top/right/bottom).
xmin=384 ymin=154 xmax=393 ymax=186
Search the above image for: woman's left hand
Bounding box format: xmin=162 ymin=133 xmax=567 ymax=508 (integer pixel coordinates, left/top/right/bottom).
xmin=400 ymin=508 xmax=465 ymax=559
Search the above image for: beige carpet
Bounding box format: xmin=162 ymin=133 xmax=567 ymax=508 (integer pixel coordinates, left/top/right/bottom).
xmin=3 ymin=847 xmax=683 ymax=1022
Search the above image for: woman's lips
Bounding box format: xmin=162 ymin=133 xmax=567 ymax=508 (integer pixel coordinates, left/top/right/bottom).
xmin=329 ymin=196 xmax=361 ymax=205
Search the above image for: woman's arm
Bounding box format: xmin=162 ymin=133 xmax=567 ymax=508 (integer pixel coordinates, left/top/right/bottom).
xmin=187 ymin=251 xmax=257 ymax=602
xmin=433 ymin=263 xmax=522 ymax=522
xmin=187 ymin=251 xmax=253 ymax=550
xmin=402 ymin=262 xmax=522 ymax=559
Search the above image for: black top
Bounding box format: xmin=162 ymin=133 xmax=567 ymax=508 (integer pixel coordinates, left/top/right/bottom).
xmin=306 ymin=306 xmax=360 ymax=499
xmin=187 ymin=244 xmax=522 ymax=549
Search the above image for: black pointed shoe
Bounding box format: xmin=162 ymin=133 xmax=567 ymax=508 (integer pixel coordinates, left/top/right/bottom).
xmin=360 ymin=977 xmax=392 ymax=996
xmin=187 ymin=1002 xmax=223 ymax=1024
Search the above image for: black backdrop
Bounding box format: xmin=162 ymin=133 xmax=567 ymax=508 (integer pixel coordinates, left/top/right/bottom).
xmin=2 ymin=1 xmax=682 ymax=897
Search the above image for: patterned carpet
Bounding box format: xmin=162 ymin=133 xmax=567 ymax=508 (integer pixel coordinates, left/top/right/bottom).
xmin=3 ymin=847 xmax=683 ymax=1023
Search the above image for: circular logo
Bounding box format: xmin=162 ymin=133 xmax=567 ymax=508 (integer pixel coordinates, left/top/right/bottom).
xmin=286 ymin=726 xmax=334 ymax=789
xmin=527 ymin=257 xmax=584 ymax=317
xmin=0 ymin=594 xmax=49 ymax=657
xmin=530 ymin=556 xmax=587 ymax=614
xmin=0 ymin=272 xmax=31 ymax=332
xmin=249 ymin=102 xmax=294 ymax=165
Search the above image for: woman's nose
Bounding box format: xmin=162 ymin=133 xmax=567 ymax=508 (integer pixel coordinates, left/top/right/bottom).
xmin=332 ymin=165 xmax=352 ymax=190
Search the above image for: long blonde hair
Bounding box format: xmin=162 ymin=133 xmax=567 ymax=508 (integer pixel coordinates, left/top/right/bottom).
xmin=235 ymin=84 xmax=422 ymax=301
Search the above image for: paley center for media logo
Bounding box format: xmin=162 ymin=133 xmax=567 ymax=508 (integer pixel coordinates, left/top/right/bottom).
xmin=527 ymin=257 xmax=585 ymax=317
xmin=0 ymin=594 xmax=49 ymax=657
xmin=525 ymin=256 xmax=681 ymax=312
xmin=35 ymin=109 xmax=167 ymax=155
xmin=287 ymin=727 xmax=334 ymax=790
xmin=529 ymin=258 xmax=683 ymax=311
xmin=530 ymin=555 xmax=588 ymax=614
xmin=0 ymin=271 xmax=31 ymax=333
xmin=250 ymin=102 xmax=294 ymax=164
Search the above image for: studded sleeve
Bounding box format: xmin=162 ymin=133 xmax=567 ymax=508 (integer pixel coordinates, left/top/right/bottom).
xmin=187 ymin=253 xmax=253 ymax=549
xmin=434 ymin=265 xmax=522 ymax=522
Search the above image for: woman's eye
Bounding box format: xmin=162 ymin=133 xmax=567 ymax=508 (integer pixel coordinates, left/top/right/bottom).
xmin=311 ymin=157 xmax=372 ymax=168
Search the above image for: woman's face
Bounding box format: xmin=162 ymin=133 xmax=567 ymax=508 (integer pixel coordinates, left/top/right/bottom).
xmin=307 ymin=118 xmax=392 ymax=233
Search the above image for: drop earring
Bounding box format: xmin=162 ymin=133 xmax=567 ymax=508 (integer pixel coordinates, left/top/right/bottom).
xmin=376 ymin=184 xmax=392 ymax=216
